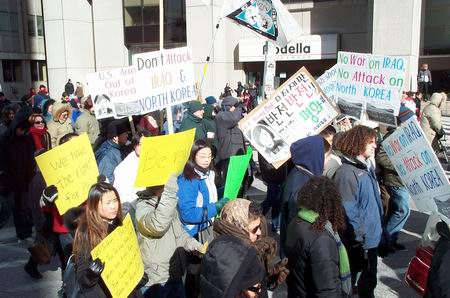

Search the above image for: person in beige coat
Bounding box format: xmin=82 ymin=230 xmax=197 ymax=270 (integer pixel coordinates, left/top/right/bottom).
xmin=420 ymin=92 xmax=446 ymax=152
xmin=75 ymin=96 xmax=100 ymax=145
xmin=47 ymin=101 xmax=74 ymax=148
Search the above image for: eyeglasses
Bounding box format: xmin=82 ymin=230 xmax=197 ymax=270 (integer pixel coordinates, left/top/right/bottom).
xmin=247 ymin=285 xmax=261 ymax=294
xmin=62 ymin=113 xmax=69 ymax=118
xmin=249 ymin=225 xmax=260 ymax=235
xmin=34 ymin=121 xmax=44 ymax=124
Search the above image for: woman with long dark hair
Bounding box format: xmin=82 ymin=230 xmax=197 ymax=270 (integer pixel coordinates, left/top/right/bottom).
xmin=285 ymin=176 xmax=350 ymax=298
xmin=28 ymin=113 xmax=51 ymax=151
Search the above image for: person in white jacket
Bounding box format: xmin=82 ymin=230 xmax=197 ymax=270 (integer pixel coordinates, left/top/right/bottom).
xmin=113 ymin=130 xmax=150 ymax=216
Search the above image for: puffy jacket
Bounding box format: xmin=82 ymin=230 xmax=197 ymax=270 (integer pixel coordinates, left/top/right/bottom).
xmin=179 ymin=113 xmax=207 ymax=141
xmin=47 ymin=102 xmax=73 ymax=148
xmin=285 ymin=218 xmax=345 ymax=298
xmin=421 ymin=93 xmax=444 ymax=145
xmin=136 ymin=175 xmax=202 ymax=286
xmin=375 ymin=130 xmax=403 ymax=187
xmin=215 ymin=104 xmax=245 ymax=161
xmin=333 ymin=156 xmax=383 ymax=249
xmin=177 ymin=170 xmax=218 ymax=237
xmin=75 ymin=109 xmax=100 ymax=145
xmin=95 ymin=139 xmax=123 ymax=184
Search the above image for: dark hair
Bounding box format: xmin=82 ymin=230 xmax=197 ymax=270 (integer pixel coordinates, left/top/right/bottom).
xmin=323 ymin=137 xmax=331 ymax=154
xmin=2 ymin=106 xmax=15 ymax=118
xmin=29 ymin=113 xmax=47 ymax=128
xmin=339 ymin=125 xmax=377 ymax=158
xmin=297 ymin=176 xmax=346 ymax=232
xmin=132 ymin=130 xmax=151 ymax=149
xmin=248 ymin=201 xmax=262 ymax=222
xmin=319 ymin=125 xmax=337 ymax=139
xmin=72 ymin=182 xmax=123 ymax=257
xmin=59 ymin=132 xmax=79 ymax=145
xmin=42 ymin=99 xmax=55 ymax=117
xmin=182 ymin=139 xmax=214 ymax=180
xmin=332 ymin=132 xmax=345 ymax=151
xmin=0 ymin=92 xmax=4 ymax=97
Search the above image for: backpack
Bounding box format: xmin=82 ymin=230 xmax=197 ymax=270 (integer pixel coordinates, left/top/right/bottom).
xmin=58 ymin=255 xmax=84 ymax=298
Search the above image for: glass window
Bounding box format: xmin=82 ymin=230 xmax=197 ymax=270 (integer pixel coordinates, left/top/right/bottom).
xmin=37 ymin=16 xmax=44 ymax=36
xmin=2 ymin=60 xmax=22 ymax=82
xmin=30 ymin=60 xmax=47 ymax=82
xmin=28 ymin=15 xmax=36 ymax=37
xmin=422 ymin=0 xmax=450 ymax=55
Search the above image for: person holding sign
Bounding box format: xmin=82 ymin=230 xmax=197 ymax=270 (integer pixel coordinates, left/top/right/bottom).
xmin=136 ymin=174 xmax=206 ymax=297
xmin=72 ymin=182 xmax=145 ymax=297
xmin=333 ymin=126 xmax=384 ymax=298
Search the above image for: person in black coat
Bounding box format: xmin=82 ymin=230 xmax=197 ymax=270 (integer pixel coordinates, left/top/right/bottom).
xmin=425 ymin=221 xmax=450 ymax=298
xmin=285 ymin=176 xmax=351 ymax=298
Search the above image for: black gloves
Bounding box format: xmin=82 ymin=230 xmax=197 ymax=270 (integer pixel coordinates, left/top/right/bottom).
xmin=86 ymin=258 xmax=105 ymax=283
xmin=42 ymin=185 xmax=58 ymax=205
xmin=136 ymin=272 xmax=149 ymax=288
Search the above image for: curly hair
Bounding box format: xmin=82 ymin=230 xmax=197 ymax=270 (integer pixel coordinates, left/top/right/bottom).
xmin=297 ymin=176 xmax=346 ymax=232
xmin=338 ymin=125 xmax=377 ymax=158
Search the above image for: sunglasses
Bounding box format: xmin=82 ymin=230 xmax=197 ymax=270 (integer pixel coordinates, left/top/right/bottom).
xmin=34 ymin=121 xmax=44 ymax=124
xmin=249 ymin=225 xmax=260 ymax=234
xmin=247 ymin=285 xmax=261 ymax=294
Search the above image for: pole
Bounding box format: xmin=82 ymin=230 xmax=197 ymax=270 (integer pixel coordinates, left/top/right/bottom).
xmin=160 ymin=0 xmax=174 ymax=134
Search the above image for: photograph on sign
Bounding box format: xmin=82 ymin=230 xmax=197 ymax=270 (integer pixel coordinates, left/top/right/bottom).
xmin=366 ymin=103 xmax=397 ymax=127
xmin=93 ymin=94 xmax=115 ymax=119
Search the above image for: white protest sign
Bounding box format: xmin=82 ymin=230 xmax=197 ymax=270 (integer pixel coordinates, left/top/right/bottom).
xmin=383 ymin=117 xmax=450 ymax=222
xmin=336 ymin=51 xmax=407 ymax=126
xmin=132 ymin=46 xmax=197 ymax=114
xmin=316 ymin=64 xmax=337 ymax=104
xmin=239 ymin=67 xmax=339 ymax=168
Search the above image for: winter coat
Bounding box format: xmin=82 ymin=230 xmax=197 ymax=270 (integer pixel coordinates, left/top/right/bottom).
xmin=29 ymin=127 xmax=51 ymax=151
xmin=47 ymin=102 xmax=73 ymax=148
xmin=333 ymin=156 xmax=383 ymax=249
xmin=285 ymin=218 xmax=344 ymax=298
xmin=258 ymin=154 xmax=292 ymax=185
xmin=280 ymin=135 xmax=325 ymax=251
xmin=138 ymin=116 xmax=159 ymax=136
xmin=135 ymin=176 xmax=203 ymax=286
xmin=215 ymin=105 xmax=245 ymax=161
xmin=200 ymin=235 xmax=267 ymax=298
xmin=375 ymin=130 xmax=403 ymax=187
xmin=113 ymin=151 xmax=144 ymax=204
xmin=323 ymin=153 xmax=342 ymax=179
xmin=177 ymin=170 xmax=218 ymax=237
xmin=179 ymin=113 xmax=207 ymax=141
xmin=65 ymin=82 xmax=74 ymax=95
xmin=75 ymin=109 xmax=100 ymax=145
xmin=202 ymin=104 xmax=216 ymax=137
xmin=95 ymin=139 xmax=123 ymax=184
xmin=421 ymin=93 xmax=443 ymax=146
xmin=425 ymin=222 xmax=450 ymax=298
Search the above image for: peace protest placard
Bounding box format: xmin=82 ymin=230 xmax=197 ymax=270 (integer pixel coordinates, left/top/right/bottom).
xmin=134 ymin=129 xmax=195 ymax=187
xmin=35 ymin=134 xmax=99 ymax=214
xmin=316 ymin=64 xmax=337 ymax=104
xmin=91 ymin=214 xmax=144 ymax=298
xmin=383 ymin=117 xmax=450 ymax=222
xmin=239 ymin=67 xmax=339 ymax=168
xmin=86 ymin=46 xmax=196 ymax=119
xmin=335 ymin=51 xmax=408 ymax=126
xmin=224 ymin=147 xmax=253 ymax=200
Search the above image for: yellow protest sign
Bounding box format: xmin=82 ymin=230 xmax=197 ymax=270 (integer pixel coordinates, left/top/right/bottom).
xmin=134 ymin=128 xmax=195 ymax=187
xmin=35 ymin=133 xmax=99 ymax=214
xmin=91 ymin=214 xmax=144 ymax=298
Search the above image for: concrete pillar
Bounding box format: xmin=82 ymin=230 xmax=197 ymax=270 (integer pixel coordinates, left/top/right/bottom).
xmin=371 ymin=0 xmax=422 ymax=91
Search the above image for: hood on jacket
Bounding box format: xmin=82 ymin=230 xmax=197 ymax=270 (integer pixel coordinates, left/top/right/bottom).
xmin=200 ymin=235 xmax=265 ymax=298
xmin=429 ymin=93 xmax=444 ymax=108
xmin=203 ymin=104 xmax=214 ymax=120
xmin=290 ymin=135 xmax=325 ymax=176
xmin=8 ymin=106 xmax=32 ymax=135
xmin=51 ymin=101 xmax=72 ymax=121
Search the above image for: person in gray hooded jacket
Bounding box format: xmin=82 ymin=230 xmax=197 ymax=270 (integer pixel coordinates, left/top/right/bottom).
xmin=136 ymin=174 xmax=206 ymax=298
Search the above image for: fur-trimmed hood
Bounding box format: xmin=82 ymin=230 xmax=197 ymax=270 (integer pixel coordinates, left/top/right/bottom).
xmin=51 ymin=101 xmax=72 ymax=121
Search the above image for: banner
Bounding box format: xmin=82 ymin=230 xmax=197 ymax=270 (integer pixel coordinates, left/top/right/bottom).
xmin=222 ymin=0 xmax=301 ymax=47
xmin=224 ymin=147 xmax=253 ymax=200
xmin=239 ymin=67 xmax=339 ymax=168
xmin=263 ymin=42 xmax=276 ymax=97
xmin=383 ymin=118 xmax=450 ymax=222
xmin=316 ymin=64 xmax=337 ymax=104
xmin=134 ymin=129 xmax=195 ymax=187
xmin=91 ymin=214 xmax=144 ymax=298
xmin=335 ymin=51 xmax=407 ymax=126
xmin=86 ymin=47 xmax=196 ymax=119
xmin=35 ymin=134 xmax=98 ymax=214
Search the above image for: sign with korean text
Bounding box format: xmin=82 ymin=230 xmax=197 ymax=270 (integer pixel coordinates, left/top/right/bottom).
xmin=35 ymin=134 xmax=98 ymax=214
xmin=239 ymin=67 xmax=339 ymax=167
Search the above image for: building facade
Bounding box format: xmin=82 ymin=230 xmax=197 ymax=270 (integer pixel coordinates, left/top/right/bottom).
xmin=1 ymin=0 xmax=449 ymax=101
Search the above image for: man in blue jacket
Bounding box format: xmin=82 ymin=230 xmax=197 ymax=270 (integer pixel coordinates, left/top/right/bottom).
xmin=333 ymin=125 xmax=384 ymax=298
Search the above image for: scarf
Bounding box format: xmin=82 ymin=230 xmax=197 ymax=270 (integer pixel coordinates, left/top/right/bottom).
xmin=29 ymin=127 xmax=50 ymax=150
xmin=298 ymin=209 xmax=352 ymax=296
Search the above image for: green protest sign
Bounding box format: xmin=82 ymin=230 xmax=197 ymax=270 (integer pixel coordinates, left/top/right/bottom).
xmin=223 ymin=147 xmax=253 ymax=200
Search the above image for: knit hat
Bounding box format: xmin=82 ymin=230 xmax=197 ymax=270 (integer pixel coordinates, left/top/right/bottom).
xmin=205 ymin=96 xmax=217 ymax=105
xmin=188 ymin=100 xmax=203 ymax=113
xmin=106 ymin=120 xmax=130 ymax=138
xmin=221 ymin=96 xmax=238 ymax=107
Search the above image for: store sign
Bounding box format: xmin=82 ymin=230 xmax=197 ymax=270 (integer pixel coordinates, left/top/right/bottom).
xmin=239 ymin=34 xmax=338 ymax=62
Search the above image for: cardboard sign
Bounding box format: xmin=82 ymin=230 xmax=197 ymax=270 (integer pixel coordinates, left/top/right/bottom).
xmin=316 ymin=64 xmax=337 ymax=104
xmin=134 ymin=129 xmax=195 ymax=187
xmin=335 ymin=51 xmax=407 ymax=126
xmin=223 ymin=147 xmax=253 ymax=200
xmin=239 ymin=67 xmax=339 ymax=167
xmin=91 ymin=214 xmax=144 ymax=298
xmin=86 ymin=47 xmax=196 ymax=119
xmin=35 ymin=134 xmax=98 ymax=214
xmin=383 ymin=117 xmax=450 ymax=222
